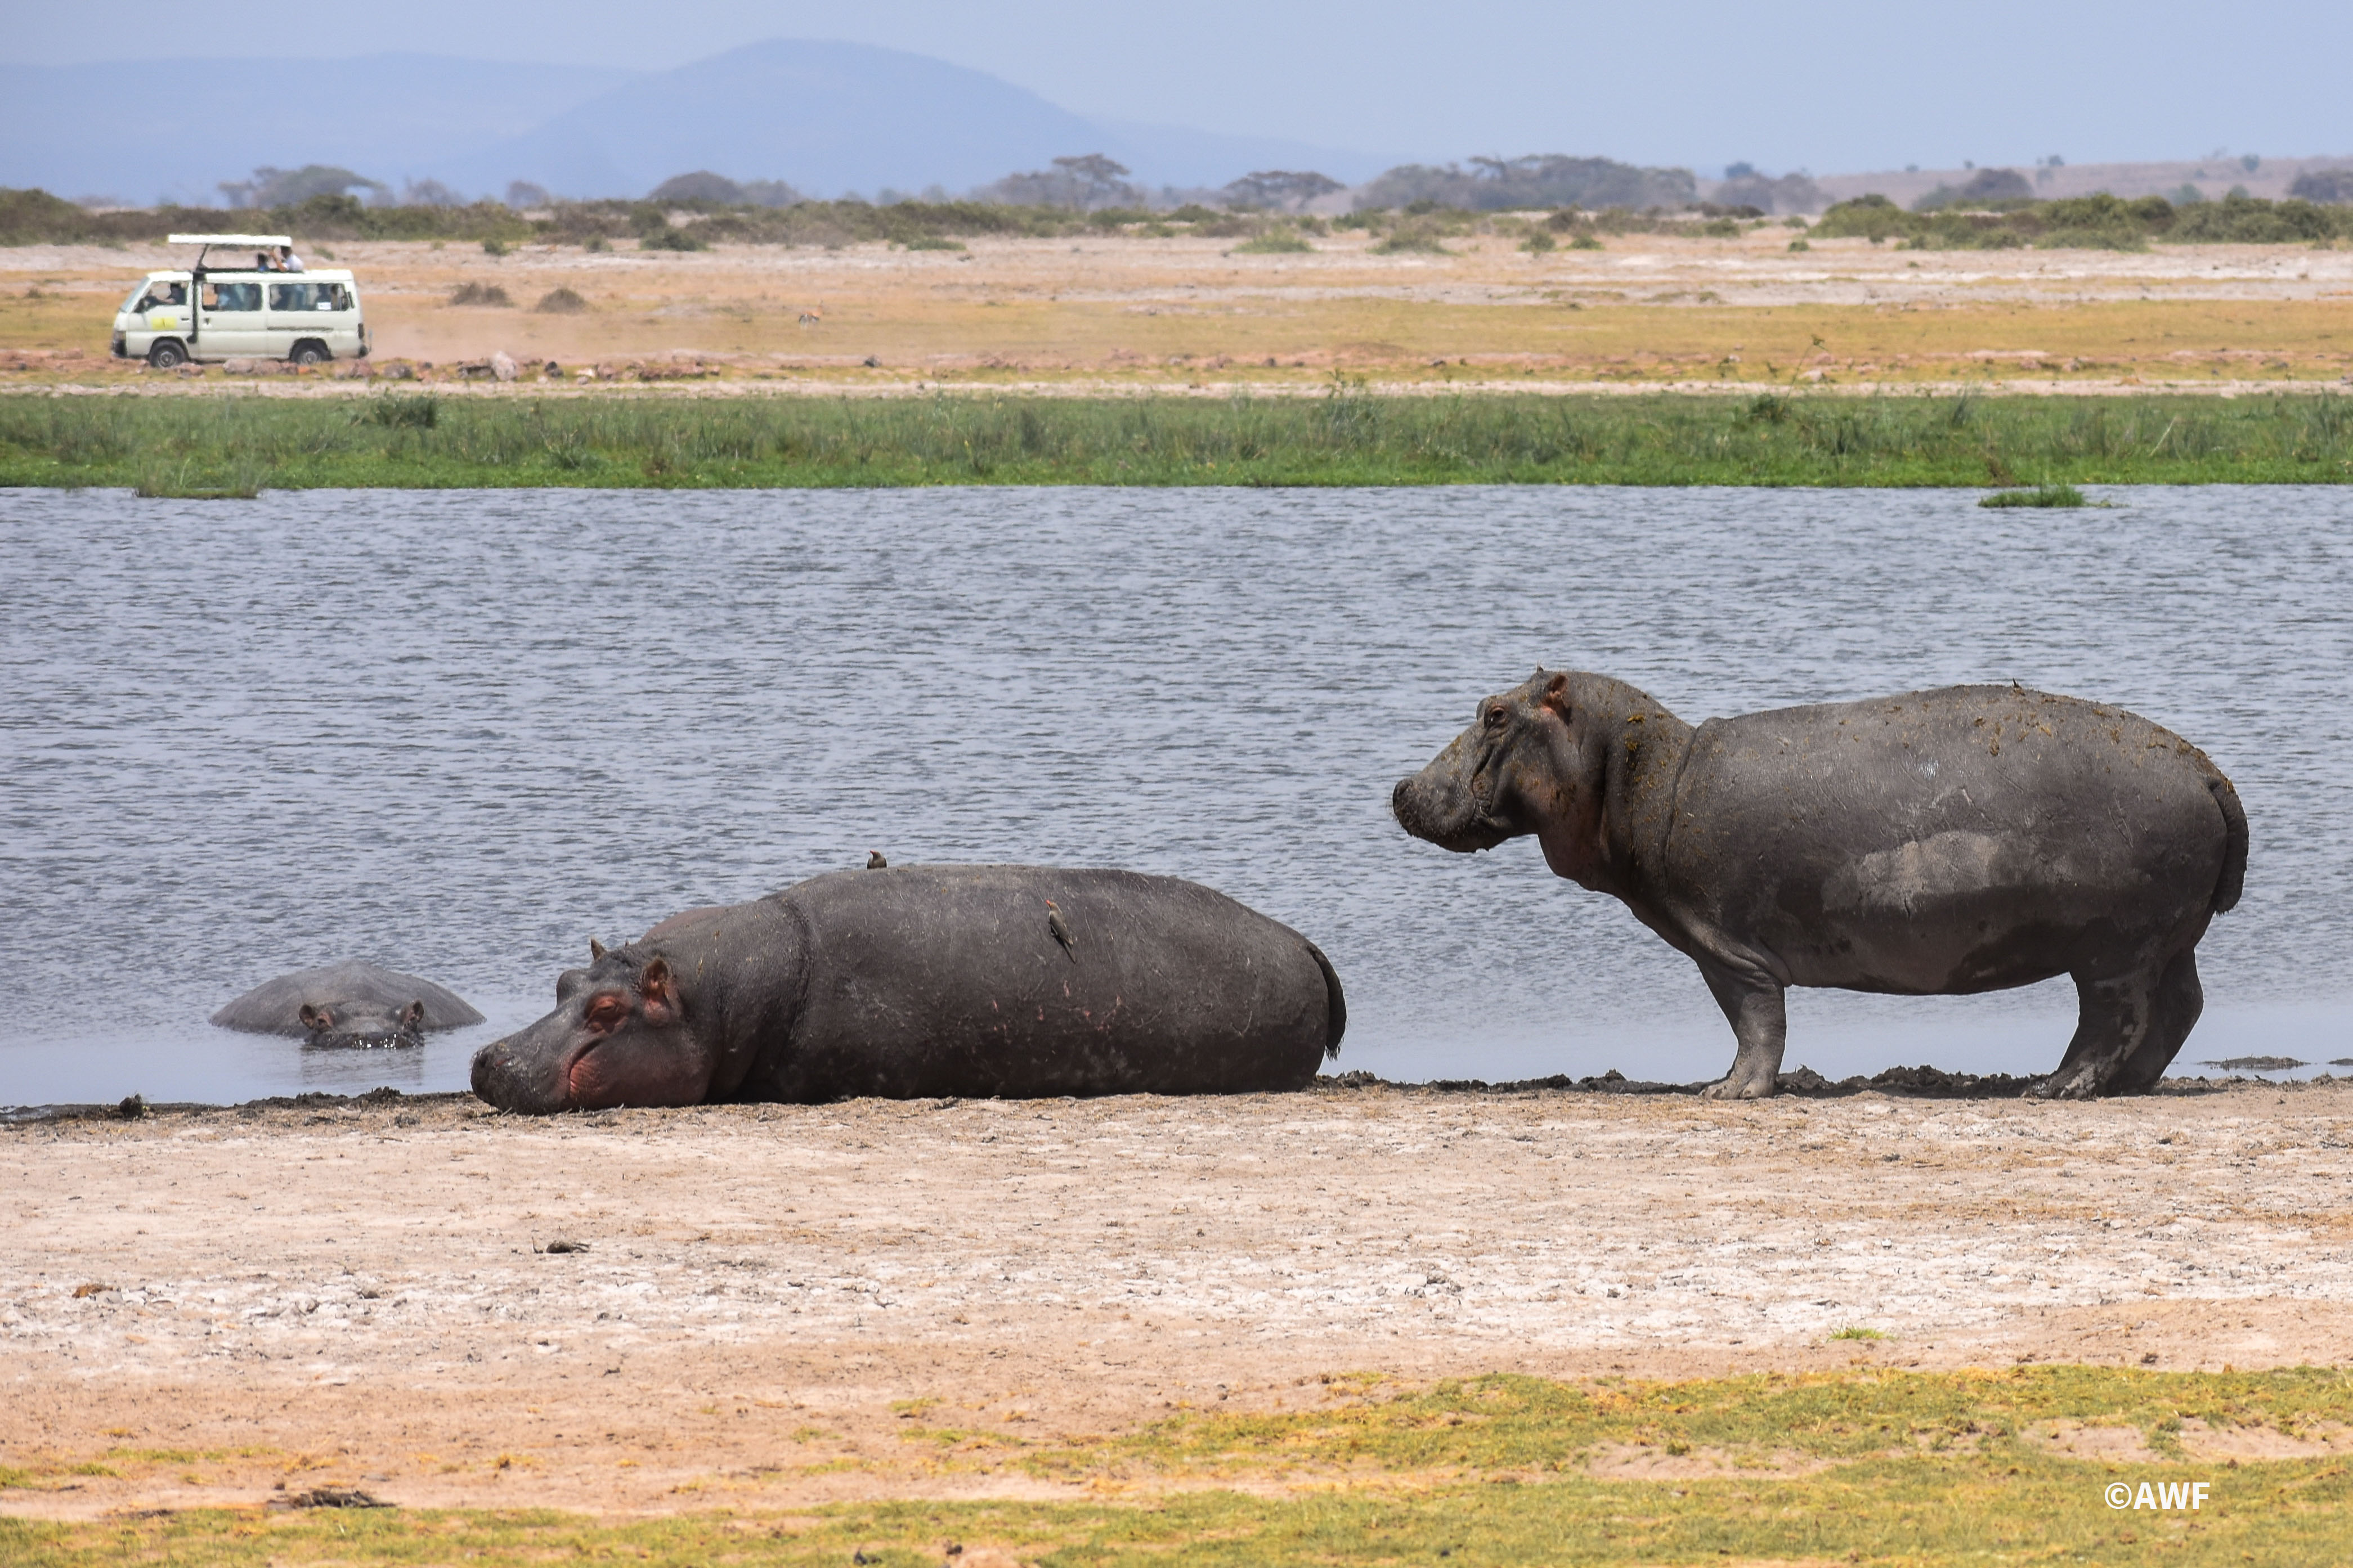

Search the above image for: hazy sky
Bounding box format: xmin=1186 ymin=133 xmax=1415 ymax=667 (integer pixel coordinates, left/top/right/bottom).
xmin=16 ymin=0 xmax=2351 ymax=174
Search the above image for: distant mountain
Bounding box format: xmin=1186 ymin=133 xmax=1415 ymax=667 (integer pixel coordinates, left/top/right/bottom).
xmin=0 ymin=55 xmax=634 ymax=205
xmin=438 ymin=41 xmax=1388 ymax=199
xmin=0 ymin=40 xmax=1388 ymax=207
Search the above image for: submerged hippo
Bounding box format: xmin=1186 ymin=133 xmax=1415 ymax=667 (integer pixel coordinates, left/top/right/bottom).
xmin=471 ymin=865 xmax=1346 ymax=1112
xmin=1393 ymin=672 xmax=2247 ymax=1099
xmin=212 ymin=960 xmax=485 ymax=1049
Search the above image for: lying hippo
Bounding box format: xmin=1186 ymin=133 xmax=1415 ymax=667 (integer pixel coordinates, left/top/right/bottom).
xmin=212 ymin=960 xmax=485 ymax=1049
xmin=1393 ymin=672 xmax=2247 ymax=1099
xmin=470 ymin=865 xmax=1346 ymax=1112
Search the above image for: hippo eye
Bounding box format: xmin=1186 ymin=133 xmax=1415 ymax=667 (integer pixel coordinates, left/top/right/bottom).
xmin=584 ymin=993 xmax=631 ymax=1030
xmin=1485 ymin=706 xmax=1509 ymax=730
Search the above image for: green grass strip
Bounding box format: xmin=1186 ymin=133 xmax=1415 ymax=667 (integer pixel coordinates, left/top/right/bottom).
xmin=8 ymin=1369 xmax=2351 ymax=1563
xmin=3 ymin=1458 xmax=2345 ymax=1565
xmin=3 ymin=390 xmax=2351 ymax=491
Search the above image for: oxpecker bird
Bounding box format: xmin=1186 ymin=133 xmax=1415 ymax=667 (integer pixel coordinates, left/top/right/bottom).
xmin=1045 ymin=900 xmax=1077 ymax=960
xmin=867 ymin=851 xmax=888 ymax=869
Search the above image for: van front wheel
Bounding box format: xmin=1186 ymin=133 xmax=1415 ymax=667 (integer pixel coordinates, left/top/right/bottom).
xmin=289 ymin=340 xmax=331 ymax=367
xmin=147 ymin=339 xmax=189 ymax=370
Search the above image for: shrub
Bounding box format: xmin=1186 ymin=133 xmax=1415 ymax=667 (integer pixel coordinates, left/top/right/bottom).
xmin=1520 ymin=230 xmax=1557 ymax=254
xmin=1372 ymin=224 xmax=1450 ymax=255
xmin=1233 ymin=230 xmax=1312 ymax=254
xmin=534 ymin=287 xmax=588 ymax=314
xmin=1812 ymin=194 xmax=1909 ymax=242
xmin=905 ymin=234 xmax=966 ymax=251
xmin=640 ymin=226 xmax=707 ymax=251
xmin=482 ymin=236 xmax=509 ymax=257
xmin=447 ymin=282 xmax=513 ymax=307
xmin=1568 ymin=234 xmax=1604 ymax=250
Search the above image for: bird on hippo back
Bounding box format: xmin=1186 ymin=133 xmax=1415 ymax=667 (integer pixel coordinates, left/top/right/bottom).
xmin=1392 ymin=669 xmax=2248 ymax=1100
xmin=470 ymin=864 xmax=1347 ymax=1113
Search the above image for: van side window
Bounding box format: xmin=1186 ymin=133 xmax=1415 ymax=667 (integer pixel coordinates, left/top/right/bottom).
xmin=206 ymin=281 xmax=262 ymax=312
xmin=268 ymin=281 xmax=353 ymax=312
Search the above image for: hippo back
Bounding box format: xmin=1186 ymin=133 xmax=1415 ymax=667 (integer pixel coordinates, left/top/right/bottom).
xmin=750 ymin=865 xmax=1339 ymax=1100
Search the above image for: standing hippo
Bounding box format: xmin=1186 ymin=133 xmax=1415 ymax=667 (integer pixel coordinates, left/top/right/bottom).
xmin=470 ymin=865 xmax=1345 ymax=1112
xmin=1393 ymin=671 xmax=2246 ymax=1099
xmin=211 ymin=960 xmax=485 ymax=1049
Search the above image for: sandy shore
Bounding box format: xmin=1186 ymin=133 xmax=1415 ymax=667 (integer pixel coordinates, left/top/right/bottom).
xmin=6 ymin=1079 xmax=2350 ymax=1517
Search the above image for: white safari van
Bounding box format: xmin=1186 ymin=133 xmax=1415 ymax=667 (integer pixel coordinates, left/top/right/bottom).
xmin=111 ymin=233 xmax=369 ymax=368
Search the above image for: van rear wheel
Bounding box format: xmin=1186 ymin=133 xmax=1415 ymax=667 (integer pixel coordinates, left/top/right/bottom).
xmin=147 ymin=339 xmax=189 ymax=370
xmin=289 ymin=340 xmax=331 ymax=367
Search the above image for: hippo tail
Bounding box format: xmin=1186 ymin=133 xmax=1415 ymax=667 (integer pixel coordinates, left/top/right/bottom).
xmin=2207 ymin=771 xmax=2247 ymax=915
xmin=1304 ymin=938 xmax=1347 ymax=1060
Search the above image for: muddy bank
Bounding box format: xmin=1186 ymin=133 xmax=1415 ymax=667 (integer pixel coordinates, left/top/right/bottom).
xmin=6 ymin=1080 xmax=2351 ymax=1516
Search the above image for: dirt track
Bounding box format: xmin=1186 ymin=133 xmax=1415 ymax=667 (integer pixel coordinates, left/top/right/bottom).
xmin=6 ymin=1079 xmax=2351 ymax=1517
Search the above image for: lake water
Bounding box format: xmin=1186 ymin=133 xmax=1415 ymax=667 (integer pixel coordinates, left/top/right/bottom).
xmin=3 ymin=484 xmax=2348 ymax=1106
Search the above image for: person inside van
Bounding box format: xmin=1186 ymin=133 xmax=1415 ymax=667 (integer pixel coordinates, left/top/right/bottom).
xmin=279 ymin=245 xmax=306 ymax=273
xmin=255 ymin=250 xmax=279 ymax=272
xmin=138 ymin=280 xmax=186 ymax=313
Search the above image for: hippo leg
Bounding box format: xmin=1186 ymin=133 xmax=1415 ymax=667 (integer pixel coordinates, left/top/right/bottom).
xmin=2032 ymin=964 xmax=2168 ymax=1100
xmin=1696 ymin=960 xmax=1787 ymax=1099
xmin=2107 ymin=949 xmax=2204 ymax=1095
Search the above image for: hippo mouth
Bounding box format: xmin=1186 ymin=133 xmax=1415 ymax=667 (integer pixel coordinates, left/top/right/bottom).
xmin=1393 ymin=745 xmax=1516 ymax=851
xmin=561 ymin=1039 xmax=604 ymax=1106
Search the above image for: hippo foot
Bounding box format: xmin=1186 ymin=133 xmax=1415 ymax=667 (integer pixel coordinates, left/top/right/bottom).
xmin=1701 ymin=1070 xmax=1777 ymax=1100
xmin=2027 ymin=1063 xmax=2106 ymax=1100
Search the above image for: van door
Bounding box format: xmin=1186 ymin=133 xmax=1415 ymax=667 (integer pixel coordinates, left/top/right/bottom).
xmin=265 ymin=280 xmax=337 ymax=356
xmin=198 ymin=277 xmax=267 ymax=357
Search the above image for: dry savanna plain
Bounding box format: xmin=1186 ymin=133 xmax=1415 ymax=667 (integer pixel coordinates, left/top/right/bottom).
xmin=8 ymin=1078 xmax=2353 ymax=1565
xmin=3 ymin=228 xmax=2353 ymax=396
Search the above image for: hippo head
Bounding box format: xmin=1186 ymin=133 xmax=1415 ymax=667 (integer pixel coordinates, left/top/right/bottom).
xmin=299 ymin=999 xmax=425 ymax=1049
xmin=470 ymin=953 xmax=714 ymax=1113
xmin=1393 ymin=669 xmax=1615 ymax=861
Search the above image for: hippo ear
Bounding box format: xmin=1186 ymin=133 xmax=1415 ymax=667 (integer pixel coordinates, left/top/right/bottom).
xmin=1541 ymin=671 xmax=1571 ymax=715
xmin=639 ymin=957 xmax=680 ymax=1024
xmin=404 ymin=1000 xmax=425 ymax=1027
xmin=299 ymin=1003 xmax=330 ymax=1030
xmin=589 ymin=937 xmax=607 ymax=962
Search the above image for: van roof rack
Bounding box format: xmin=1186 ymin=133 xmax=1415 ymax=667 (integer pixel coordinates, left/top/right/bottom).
xmin=167 ymin=233 xmax=294 ymax=246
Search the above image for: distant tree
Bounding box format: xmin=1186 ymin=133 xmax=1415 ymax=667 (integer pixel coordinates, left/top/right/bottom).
xmin=401 ymin=178 xmax=466 ymax=207
xmin=504 ymin=181 xmax=554 ymax=208
xmin=978 ymin=153 xmax=1142 ymax=210
xmin=1221 ymin=170 xmax=1344 ymax=211
xmin=218 ymin=165 xmax=389 ymax=208
xmin=1711 ymin=170 xmax=1823 ymax=215
xmin=649 ymin=170 xmax=747 ymax=205
xmin=1359 ymin=155 xmax=1696 ymax=213
xmin=2288 ymin=167 xmax=2353 ymax=204
xmin=739 ymin=179 xmax=805 ymax=208
xmin=1911 ymin=167 xmax=2034 ymax=212
xmin=1723 ymin=161 xmax=1756 ymax=179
